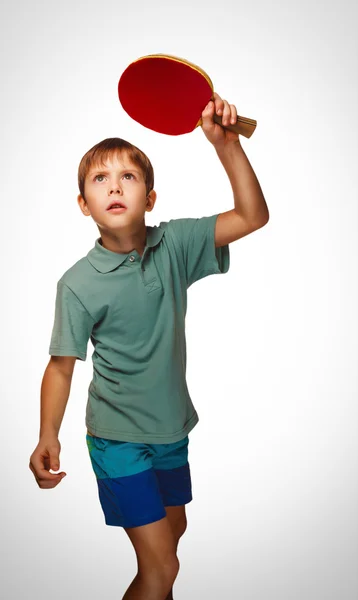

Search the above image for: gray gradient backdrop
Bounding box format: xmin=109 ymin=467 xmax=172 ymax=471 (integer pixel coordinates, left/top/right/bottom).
xmin=1 ymin=0 xmax=357 ymax=598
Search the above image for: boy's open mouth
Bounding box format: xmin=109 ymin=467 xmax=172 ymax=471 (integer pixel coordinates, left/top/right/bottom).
xmin=107 ymin=201 xmax=127 ymax=211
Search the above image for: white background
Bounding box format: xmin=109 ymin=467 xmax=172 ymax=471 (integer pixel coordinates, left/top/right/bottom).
xmin=1 ymin=0 xmax=357 ymax=598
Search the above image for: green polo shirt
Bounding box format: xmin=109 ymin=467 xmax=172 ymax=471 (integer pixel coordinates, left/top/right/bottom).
xmin=49 ymin=213 xmax=230 ymax=443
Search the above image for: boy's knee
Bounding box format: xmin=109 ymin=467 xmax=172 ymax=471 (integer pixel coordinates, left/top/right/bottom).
xmin=141 ymin=556 xmax=179 ymax=590
xmin=162 ymin=555 xmax=180 ymax=581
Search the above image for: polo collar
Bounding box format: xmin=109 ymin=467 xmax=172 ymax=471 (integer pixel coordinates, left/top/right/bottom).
xmin=86 ymin=225 xmax=165 ymax=273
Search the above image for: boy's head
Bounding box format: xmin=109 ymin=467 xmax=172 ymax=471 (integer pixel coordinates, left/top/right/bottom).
xmin=77 ymin=137 xmax=157 ymax=235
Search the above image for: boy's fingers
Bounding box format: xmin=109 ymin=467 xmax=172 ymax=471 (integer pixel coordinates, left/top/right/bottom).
xmin=29 ymin=461 xmax=66 ymax=489
xmin=201 ymin=101 xmax=216 ymax=129
xmin=215 ymin=98 xmax=225 ymax=115
xmin=220 ymin=99 xmax=231 ymax=125
xmin=49 ymin=455 xmax=60 ymax=471
xmin=30 ymin=455 xmax=64 ymax=480
xmin=41 ymin=467 xmax=66 ymax=479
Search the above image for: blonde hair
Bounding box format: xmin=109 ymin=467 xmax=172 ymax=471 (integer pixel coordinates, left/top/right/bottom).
xmin=78 ymin=137 xmax=154 ymax=200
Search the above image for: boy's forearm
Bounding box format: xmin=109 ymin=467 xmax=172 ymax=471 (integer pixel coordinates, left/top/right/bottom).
xmin=39 ymin=364 xmax=73 ymax=438
xmin=215 ymin=140 xmax=269 ymax=224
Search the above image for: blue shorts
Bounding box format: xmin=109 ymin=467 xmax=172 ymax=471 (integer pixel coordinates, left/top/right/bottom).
xmin=86 ymin=433 xmax=192 ymax=528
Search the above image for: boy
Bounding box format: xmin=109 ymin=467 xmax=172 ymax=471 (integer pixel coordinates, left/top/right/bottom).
xmin=29 ymin=92 xmax=269 ymax=600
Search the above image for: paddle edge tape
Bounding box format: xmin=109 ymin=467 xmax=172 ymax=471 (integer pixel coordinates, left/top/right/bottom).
xmin=132 ymin=53 xmax=214 ymax=92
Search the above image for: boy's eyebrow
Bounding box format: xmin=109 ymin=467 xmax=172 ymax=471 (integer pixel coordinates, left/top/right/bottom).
xmin=87 ymin=167 xmax=142 ymax=177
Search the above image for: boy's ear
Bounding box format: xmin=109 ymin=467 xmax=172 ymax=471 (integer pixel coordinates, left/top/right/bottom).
xmin=77 ymin=193 xmax=91 ymax=216
xmin=146 ymin=189 xmax=157 ymax=212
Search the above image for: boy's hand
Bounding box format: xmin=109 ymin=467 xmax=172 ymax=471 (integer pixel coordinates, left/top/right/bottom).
xmin=201 ymin=92 xmax=240 ymax=148
xmin=29 ymin=436 xmax=67 ymax=489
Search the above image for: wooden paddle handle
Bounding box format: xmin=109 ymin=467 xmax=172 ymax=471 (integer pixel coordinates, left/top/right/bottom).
xmin=213 ymin=114 xmax=257 ymax=138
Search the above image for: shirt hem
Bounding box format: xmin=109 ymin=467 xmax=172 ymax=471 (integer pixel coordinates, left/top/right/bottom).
xmin=85 ymin=411 xmax=199 ymax=444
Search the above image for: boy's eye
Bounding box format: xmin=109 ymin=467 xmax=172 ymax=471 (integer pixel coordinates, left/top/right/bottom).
xmin=94 ymin=172 xmax=135 ymax=182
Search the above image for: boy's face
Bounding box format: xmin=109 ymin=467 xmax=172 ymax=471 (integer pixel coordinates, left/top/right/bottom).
xmin=77 ymin=151 xmax=156 ymax=233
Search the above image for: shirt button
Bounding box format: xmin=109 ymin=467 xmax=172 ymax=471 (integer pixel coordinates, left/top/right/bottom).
xmin=129 ymin=255 xmax=135 ymax=262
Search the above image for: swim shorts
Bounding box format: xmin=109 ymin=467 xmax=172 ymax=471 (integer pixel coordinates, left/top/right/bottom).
xmin=86 ymin=433 xmax=192 ymax=528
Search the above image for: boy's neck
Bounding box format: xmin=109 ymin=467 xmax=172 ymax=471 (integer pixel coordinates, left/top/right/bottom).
xmin=99 ymin=223 xmax=147 ymax=256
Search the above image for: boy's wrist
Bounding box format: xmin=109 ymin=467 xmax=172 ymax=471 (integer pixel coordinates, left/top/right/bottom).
xmin=39 ymin=427 xmax=59 ymax=440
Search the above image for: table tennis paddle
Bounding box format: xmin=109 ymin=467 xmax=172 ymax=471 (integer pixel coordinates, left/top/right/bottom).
xmin=118 ymin=54 xmax=257 ymax=138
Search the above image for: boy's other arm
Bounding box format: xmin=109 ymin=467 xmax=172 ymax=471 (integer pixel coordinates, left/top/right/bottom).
xmin=39 ymin=356 xmax=77 ymax=438
xmin=29 ymin=356 xmax=77 ymax=489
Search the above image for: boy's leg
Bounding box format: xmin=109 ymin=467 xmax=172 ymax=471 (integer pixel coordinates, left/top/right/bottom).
xmin=123 ymin=515 xmax=180 ymax=600
xmin=164 ymin=505 xmax=188 ymax=600
xmin=165 ymin=505 xmax=187 ymax=540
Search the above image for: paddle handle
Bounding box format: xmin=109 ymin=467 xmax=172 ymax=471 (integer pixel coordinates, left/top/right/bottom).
xmin=213 ymin=114 xmax=257 ymax=138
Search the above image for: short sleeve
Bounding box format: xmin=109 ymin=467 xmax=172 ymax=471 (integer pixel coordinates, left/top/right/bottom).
xmin=48 ymin=280 xmax=95 ymax=361
xmin=164 ymin=214 xmax=230 ymax=288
